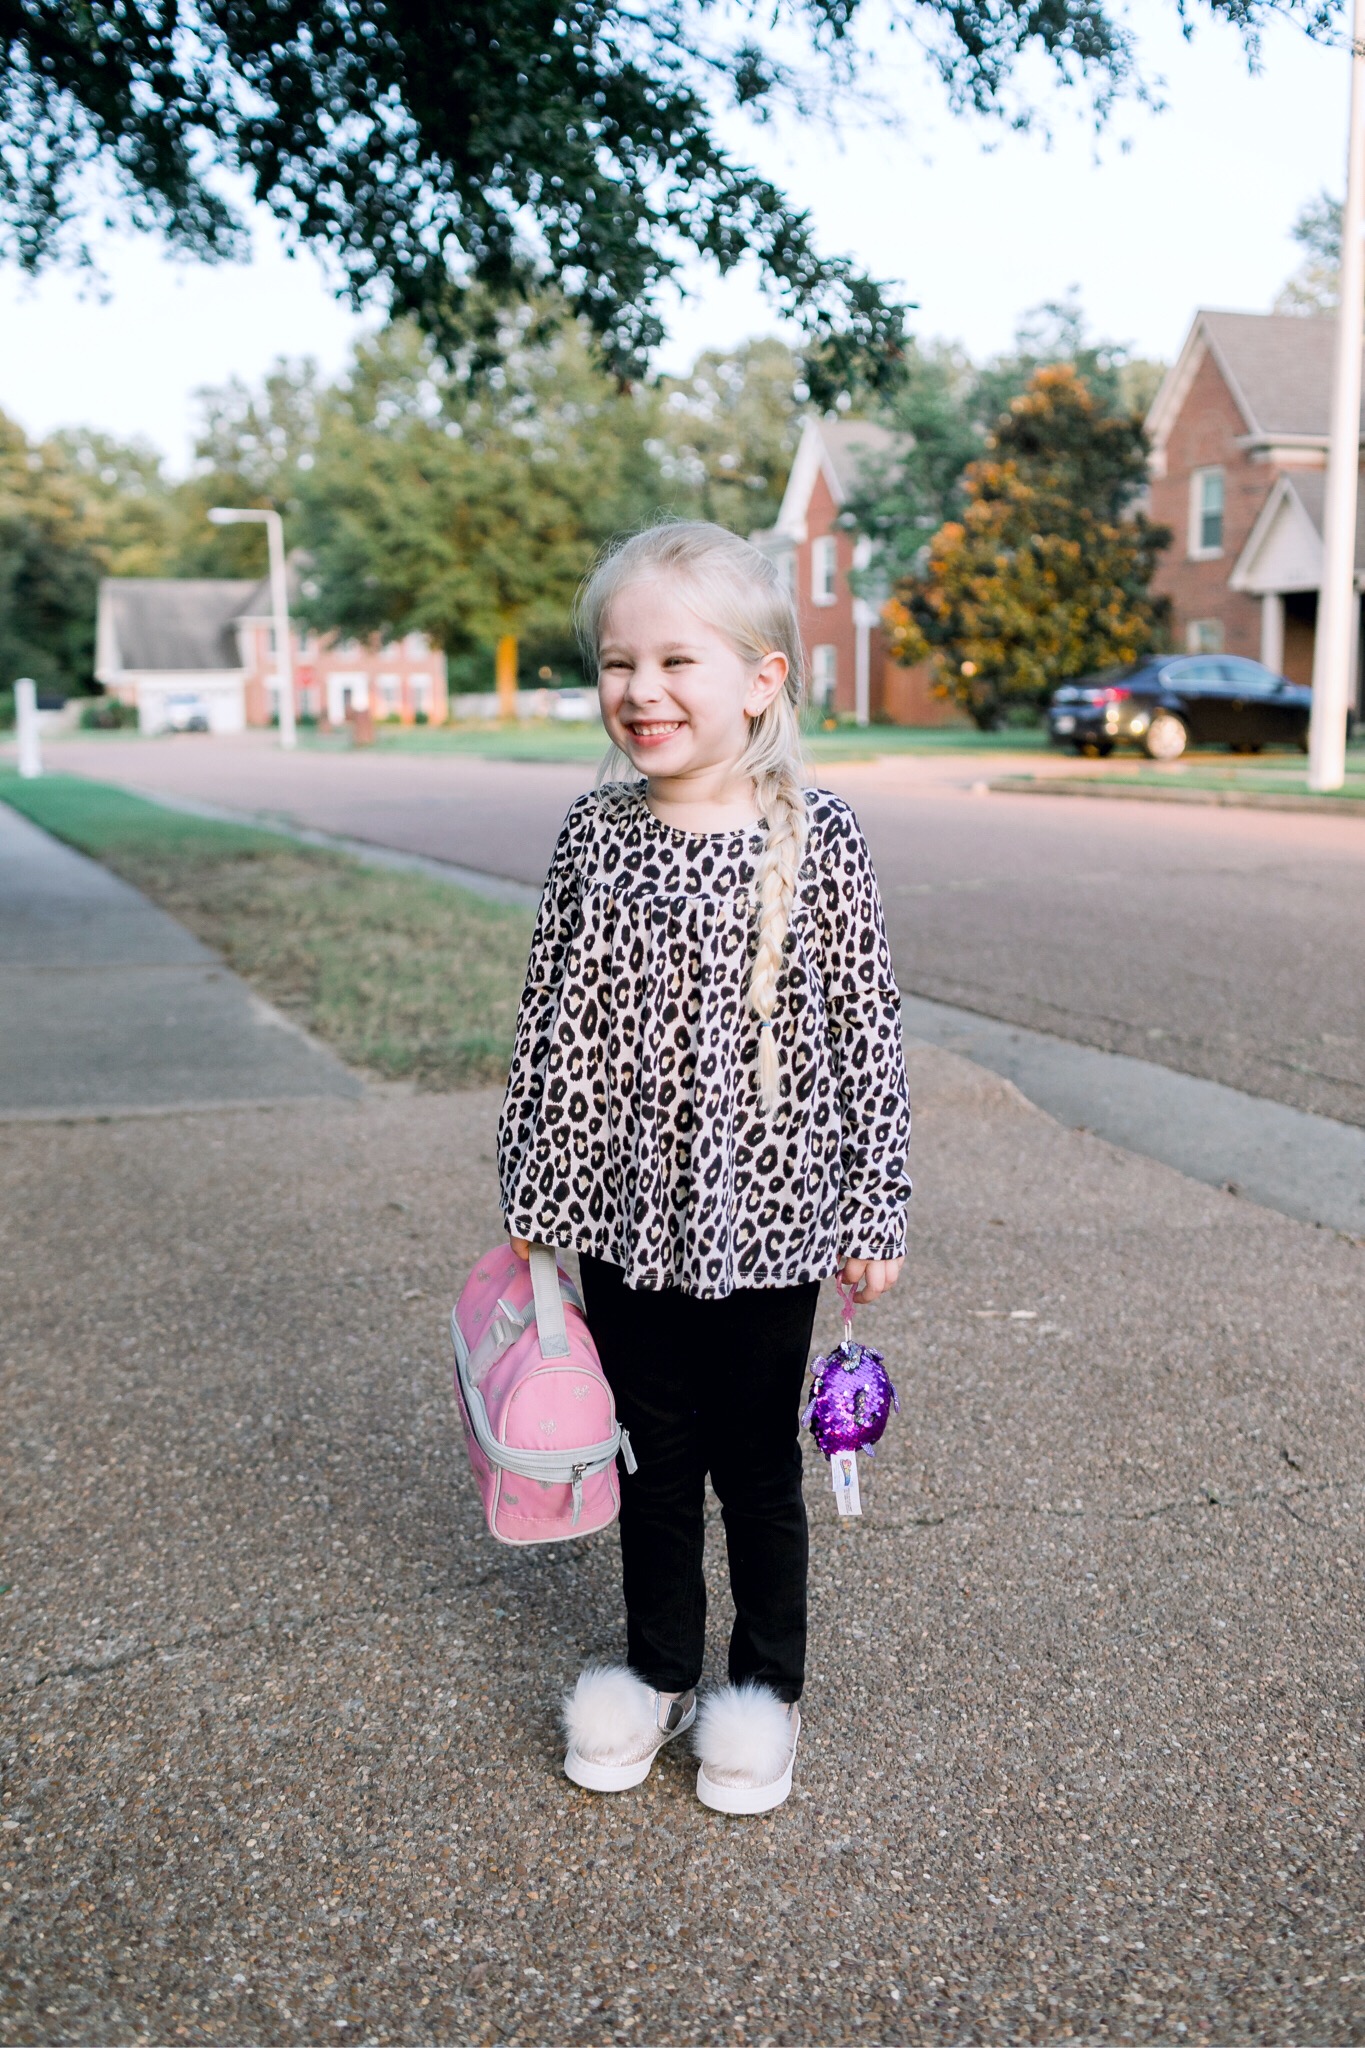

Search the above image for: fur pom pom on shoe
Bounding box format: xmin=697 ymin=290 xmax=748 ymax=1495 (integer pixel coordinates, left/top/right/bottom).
xmin=562 ymin=1665 xmax=696 ymax=1793
xmin=694 ymin=1682 xmax=800 ymax=1815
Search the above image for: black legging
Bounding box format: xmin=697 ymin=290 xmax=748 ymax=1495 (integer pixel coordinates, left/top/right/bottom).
xmin=579 ymin=1256 xmax=820 ymax=1703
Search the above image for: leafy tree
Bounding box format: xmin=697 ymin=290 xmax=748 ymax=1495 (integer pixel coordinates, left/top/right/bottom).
xmin=0 ymin=410 xmax=103 ymax=693
xmin=51 ymin=428 xmax=180 ymax=576
xmin=972 ymin=294 xmax=1162 ymax=425
xmin=885 ymin=364 xmax=1170 ymax=727
xmin=1 ymin=2 xmax=1315 ymax=403
xmin=650 ymin=339 xmax=806 ymax=533
xmin=295 ymin=309 xmax=663 ymax=657
xmin=1275 ymin=191 xmax=1341 ymax=314
xmin=847 ymin=298 xmax=1166 ymax=594
xmin=170 ymin=361 xmax=325 ymax=576
xmin=843 ymin=340 xmax=980 ymax=586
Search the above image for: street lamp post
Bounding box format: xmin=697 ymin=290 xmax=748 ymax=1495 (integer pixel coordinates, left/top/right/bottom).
xmin=207 ymin=507 xmax=297 ymax=750
xmin=1309 ymin=0 xmax=1365 ymax=793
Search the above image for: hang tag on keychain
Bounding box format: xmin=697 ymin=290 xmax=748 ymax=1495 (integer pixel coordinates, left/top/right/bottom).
xmin=831 ymin=1448 xmax=862 ymax=1518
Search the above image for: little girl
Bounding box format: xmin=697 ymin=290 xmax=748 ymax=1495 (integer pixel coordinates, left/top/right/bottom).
xmin=497 ymin=521 xmax=911 ymax=1815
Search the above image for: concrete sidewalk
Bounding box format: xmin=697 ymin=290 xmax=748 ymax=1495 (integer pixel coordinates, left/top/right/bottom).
xmin=3 ymin=1046 xmax=1362 ymax=2043
xmin=0 ymin=802 xmax=360 ymax=1117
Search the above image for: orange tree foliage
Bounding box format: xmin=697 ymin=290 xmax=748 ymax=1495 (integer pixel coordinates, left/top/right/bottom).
xmin=884 ymin=364 xmax=1171 ymax=728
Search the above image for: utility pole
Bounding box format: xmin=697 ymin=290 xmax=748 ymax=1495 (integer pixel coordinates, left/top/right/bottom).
xmin=1309 ymin=0 xmax=1365 ymax=792
xmin=207 ymin=507 xmax=298 ymax=750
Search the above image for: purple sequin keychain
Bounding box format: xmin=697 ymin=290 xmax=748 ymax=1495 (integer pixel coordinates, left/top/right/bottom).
xmin=802 ymin=1281 xmax=898 ymax=1516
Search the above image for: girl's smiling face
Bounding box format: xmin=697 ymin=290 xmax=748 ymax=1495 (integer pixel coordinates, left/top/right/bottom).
xmin=596 ymin=576 xmax=787 ymax=800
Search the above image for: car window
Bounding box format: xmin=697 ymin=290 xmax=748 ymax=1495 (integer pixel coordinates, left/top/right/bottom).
xmin=1218 ymin=659 xmax=1278 ymax=694
xmin=1166 ymin=659 xmax=1224 ymax=689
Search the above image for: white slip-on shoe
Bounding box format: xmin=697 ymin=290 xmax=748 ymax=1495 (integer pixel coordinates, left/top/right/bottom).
xmin=694 ymin=1682 xmax=800 ymax=1815
xmin=562 ymin=1665 xmax=697 ymax=1793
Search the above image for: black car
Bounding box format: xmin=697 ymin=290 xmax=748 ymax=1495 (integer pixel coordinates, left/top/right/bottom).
xmin=1047 ymin=655 xmax=1313 ymax=760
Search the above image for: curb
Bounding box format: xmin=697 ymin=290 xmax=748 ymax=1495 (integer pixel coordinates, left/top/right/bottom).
xmin=987 ymin=775 xmax=1365 ymax=817
xmin=72 ymin=786 xmax=544 ymax=907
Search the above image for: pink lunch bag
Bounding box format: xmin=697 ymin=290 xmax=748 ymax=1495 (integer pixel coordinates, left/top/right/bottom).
xmin=450 ymin=1242 xmax=635 ymax=1544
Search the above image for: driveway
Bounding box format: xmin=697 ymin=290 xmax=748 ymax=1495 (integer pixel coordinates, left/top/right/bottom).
xmin=4 ymin=1046 xmax=1363 ymax=2044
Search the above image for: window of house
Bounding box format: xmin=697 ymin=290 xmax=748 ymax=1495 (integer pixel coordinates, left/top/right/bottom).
xmin=411 ymin=676 xmax=431 ymax=715
xmin=1189 ymin=468 xmax=1225 ymax=557
xmin=377 ymin=673 xmax=402 ymax=714
xmin=811 ymin=535 xmax=838 ymax=605
xmin=811 ymin=645 xmax=837 ymax=709
xmin=1186 ymin=618 xmax=1225 ymax=654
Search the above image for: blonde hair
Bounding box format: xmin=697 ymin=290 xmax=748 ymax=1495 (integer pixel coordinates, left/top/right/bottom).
xmin=575 ymin=521 xmax=808 ymax=1114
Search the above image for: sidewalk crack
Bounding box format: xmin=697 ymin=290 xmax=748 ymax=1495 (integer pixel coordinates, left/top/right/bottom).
xmin=872 ymin=1476 xmax=1353 ymax=1535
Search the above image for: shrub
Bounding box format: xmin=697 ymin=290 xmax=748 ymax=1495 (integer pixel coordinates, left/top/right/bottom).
xmin=79 ymin=697 xmax=139 ymax=730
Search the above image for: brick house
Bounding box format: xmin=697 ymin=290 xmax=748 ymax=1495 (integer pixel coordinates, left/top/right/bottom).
xmin=1147 ymin=310 xmax=1364 ymax=706
xmin=751 ymin=417 xmax=963 ymax=726
xmin=96 ymin=575 xmax=448 ymax=733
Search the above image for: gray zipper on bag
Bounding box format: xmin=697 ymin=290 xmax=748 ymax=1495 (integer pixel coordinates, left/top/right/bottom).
xmin=450 ymin=1304 xmax=636 ymax=1525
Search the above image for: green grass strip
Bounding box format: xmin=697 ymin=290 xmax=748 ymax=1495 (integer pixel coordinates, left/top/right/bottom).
xmin=301 ymin=716 xmax=1051 ymax=765
xmin=0 ymin=771 xmax=535 ymax=1090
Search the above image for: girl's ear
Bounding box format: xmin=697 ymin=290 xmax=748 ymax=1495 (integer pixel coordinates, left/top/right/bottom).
xmin=744 ymin=650 xmax=789 ymax=719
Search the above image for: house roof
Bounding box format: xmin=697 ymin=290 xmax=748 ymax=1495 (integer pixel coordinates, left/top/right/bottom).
xmin=1201 ymin=311 xmax=1350 ymax=439
xmin=1148 ymin=310 xmax=1362 ymax=455
xmin=816 ymin=418 xmax=907 ymax=495
xmin=236 ymin=559 xmax=309 ymax=621
xmin=1231 ymin=469 xmax=1365 ymax=594
xmin=755 ymin=416 xmax=912 ymax=546
xmin=98 ymin=579 xmax=254 ymax=673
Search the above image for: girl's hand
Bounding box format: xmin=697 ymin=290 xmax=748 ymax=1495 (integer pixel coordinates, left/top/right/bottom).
xmin=508 ymin=1236 xmax=531 ymax=1260
xmin=839 ymin=1255 xmax=903 ymax=1303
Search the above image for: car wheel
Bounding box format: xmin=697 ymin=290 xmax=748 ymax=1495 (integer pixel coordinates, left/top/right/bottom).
xmin=1095 ymin=740 xmax=1115 ymax=757
xmin=1144 ymin=711 xmax=1187 ymax=761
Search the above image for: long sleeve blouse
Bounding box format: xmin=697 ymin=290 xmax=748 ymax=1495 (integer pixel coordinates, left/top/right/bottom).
xmin=496 ymin=781 xmax=911 ymax=1299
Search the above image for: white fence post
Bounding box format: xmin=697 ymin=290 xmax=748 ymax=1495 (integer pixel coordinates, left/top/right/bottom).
xmin=15 ymin=679 xmax=41 ymax=780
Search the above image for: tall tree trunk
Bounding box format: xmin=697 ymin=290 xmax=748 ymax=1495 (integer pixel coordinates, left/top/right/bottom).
xmin=495 ymin=634 xmax=518 ymax=721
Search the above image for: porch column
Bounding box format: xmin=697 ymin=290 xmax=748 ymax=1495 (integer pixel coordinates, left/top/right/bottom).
xmin=853 ymin=600 xmax=873 ymax=727
xmin=1260 ymin=591 xmax=1285 ymax=674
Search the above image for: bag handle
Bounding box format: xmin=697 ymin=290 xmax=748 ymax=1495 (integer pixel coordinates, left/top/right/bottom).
xmin=528 ymin=1242 xmax=571 ymax=1359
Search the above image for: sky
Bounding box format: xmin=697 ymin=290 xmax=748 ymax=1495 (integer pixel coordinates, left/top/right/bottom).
xmin=0 ymin=4 xmax=1347 ymax=470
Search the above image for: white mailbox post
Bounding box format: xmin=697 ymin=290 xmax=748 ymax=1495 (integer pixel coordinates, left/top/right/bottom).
xmin=14 ymin=678 xmax=41 ymax=779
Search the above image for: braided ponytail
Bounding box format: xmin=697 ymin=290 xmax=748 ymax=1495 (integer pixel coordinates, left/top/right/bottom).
xmin=745 ymin=712 xmax=808 ymax=1112
xmin=576 ymin=520 xmax=809 ymax=1114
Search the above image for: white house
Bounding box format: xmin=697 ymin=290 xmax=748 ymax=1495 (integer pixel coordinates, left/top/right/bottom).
xmin=95 ymin=580 xmax=254 ymax=734
xmin=95 ymin=576 xmax=450 ymax=732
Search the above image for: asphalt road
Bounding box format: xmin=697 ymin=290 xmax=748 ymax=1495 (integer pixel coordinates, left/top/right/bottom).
xmin=4 ymin=1050 xmax=1363 ymax=2044
xmin=49 ymin=735 xmax=1365 ymax=1128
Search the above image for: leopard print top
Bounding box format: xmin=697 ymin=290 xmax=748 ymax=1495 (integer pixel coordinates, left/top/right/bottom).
xmin=497 ymin=781 xmax=911 ymax=1299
